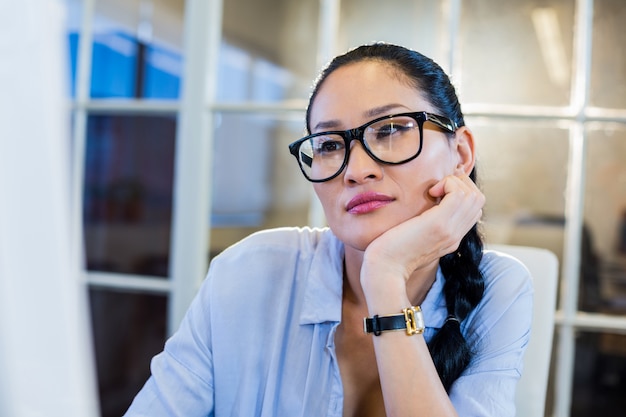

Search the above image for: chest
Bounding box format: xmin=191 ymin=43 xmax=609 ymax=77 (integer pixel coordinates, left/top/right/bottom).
xmin=335 ymin=306 xmax=386 ymax=417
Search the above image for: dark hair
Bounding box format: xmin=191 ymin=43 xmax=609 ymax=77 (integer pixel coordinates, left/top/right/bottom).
xmin=307 ymin=43 xmax=485 ymax=391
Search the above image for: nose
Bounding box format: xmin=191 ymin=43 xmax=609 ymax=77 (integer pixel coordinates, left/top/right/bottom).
xmin=343 ymin=141 xmax=383 ymax=184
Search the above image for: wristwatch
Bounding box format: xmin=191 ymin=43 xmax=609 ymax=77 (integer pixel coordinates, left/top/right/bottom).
xmin=363 ymin=306 xmax=425 ymax=336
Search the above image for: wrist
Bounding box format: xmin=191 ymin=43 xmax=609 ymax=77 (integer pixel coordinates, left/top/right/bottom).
xmin=361 ymin=276 xmax=409 ymax=314
xmin=360 ymin=259 xmax=408 ymax=288
xmin=363 ymin=305 xmax=425 ymax=336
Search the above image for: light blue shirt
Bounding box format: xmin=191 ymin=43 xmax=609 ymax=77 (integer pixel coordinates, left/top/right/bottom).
xmin=125 ymin=227 xmax=532 ymax=416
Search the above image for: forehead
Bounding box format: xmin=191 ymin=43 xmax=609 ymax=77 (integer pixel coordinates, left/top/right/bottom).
xmin=309 ymin=61 xmax=433 ymax=129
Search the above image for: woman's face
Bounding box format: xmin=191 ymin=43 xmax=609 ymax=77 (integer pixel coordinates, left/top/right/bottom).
xmin=309 ymin=61 xmax=468 ymax=252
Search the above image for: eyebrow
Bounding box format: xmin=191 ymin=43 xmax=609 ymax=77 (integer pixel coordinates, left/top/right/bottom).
xmin=312 ymin=103 xmax=409 ymax=132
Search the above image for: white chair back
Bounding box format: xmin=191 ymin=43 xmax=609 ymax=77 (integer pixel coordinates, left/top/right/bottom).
xmin=488 ymin=244 xmax=559 ymax=417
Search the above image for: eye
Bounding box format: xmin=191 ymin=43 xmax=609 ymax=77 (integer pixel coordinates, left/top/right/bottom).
xmin=377 ymin=123 xmax=405 ymax=135
xmin=372 ymin=120 xmax=414 ymax=139
xmin=313 ymin=136 xmax=345 ymax=154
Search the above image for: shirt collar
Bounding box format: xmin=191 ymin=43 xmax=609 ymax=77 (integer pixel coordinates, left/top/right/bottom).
xmin=298 ymin=228 xmax=450 ymax=329
xmin=299 ymin=229 xmax=344 ymax=325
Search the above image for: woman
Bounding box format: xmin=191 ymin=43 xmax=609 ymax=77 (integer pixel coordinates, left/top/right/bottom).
xmin=125 ymin=43 xmax=532 ymax=416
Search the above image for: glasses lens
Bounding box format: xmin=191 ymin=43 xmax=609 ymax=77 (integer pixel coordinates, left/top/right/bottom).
xmin=363 ymin=115 xmax=421 ymax=163
xmin=297 ymin=133 xmax=346 ymax=181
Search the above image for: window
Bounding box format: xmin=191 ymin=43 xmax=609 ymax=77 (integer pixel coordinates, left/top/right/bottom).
xmin=69 ymin=0 xmax=626 ymax=415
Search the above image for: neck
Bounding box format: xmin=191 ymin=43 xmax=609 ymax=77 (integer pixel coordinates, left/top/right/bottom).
xmin=342 ymin=247 xmax=439 ymax=308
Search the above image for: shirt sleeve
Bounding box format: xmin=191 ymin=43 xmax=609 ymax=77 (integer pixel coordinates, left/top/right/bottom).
xmin=449 ymin=251 xmax=534 ymax=416
xmin=123 ymin=273 xmax=215 ymax=417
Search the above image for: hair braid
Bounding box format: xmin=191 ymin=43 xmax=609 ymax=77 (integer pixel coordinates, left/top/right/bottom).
xmin=428 ymin=224 xmax=485 ymax=391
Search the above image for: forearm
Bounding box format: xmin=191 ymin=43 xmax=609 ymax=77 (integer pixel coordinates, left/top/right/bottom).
xmin=361 ymin=268 xmax=457 ymax=417
xmin=371 ymin=331 xmax=457 ymax=417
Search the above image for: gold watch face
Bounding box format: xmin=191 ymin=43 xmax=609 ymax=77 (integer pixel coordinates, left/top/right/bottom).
xmin=403 ymin=306 xmax=425 ymax=335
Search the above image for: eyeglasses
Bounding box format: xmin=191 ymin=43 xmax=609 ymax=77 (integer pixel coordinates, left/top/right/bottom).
xmin=288 ymin=111 xmax=457 ymax=182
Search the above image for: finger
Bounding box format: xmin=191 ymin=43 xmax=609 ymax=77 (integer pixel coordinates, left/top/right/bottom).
xmin=428 ymin=174 xmax=466 ymax=199
xmin=429 ymin=176 xmax=485 ymax=240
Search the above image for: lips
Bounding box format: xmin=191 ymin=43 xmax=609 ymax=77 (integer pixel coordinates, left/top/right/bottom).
xmin=346 ymin=192 xmax=395 ymax=214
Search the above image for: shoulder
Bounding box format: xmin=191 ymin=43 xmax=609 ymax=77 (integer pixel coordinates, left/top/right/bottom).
xmin=475 ymin=248 xmax=534 ymax=330
xmin=197 ymin=226 xmax=343 ymax=341
xmin=480 ymin=248 xmax=534 ymax=297
xmin=455 ymin=248 xmax=535 ymax=377
xmin=462 ymin=248 xmax=534 ymax=346
xmin=204 ymin=226 xmax=342 ymax=294
xmin=212 ymin=226 xmax=336 ymax=263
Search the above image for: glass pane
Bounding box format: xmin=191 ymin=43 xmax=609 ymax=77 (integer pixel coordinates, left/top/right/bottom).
xmin=339 ymin=0 xmax=448 ymax=65
xmin=209 ymin=111 xmax=310 ymax=254
xmin=142 ymin=0 xmax=185 ymax=98
xmin=84 ymin=114 xmax=176 ymax=277
xmin=91 ymin=0 xmax=185 ymax=99
xmin=459 ymin=0 xmax=575 ymax=106
xmin=67 ymin=0 xmax=83 ymax=98
xmin=474 ymin=118 xmax=568 ymax=262
xmin=219 ymin=0 xmax=319 ymax=102
xmin=89 ymin=288 xmax=167 ymax=417
xmin=590 ymin=0 xmax=626 ymax=109
xmin=571 ymin=330 xmax=626 ymax=416
xmin=581 ymin=123 xmax=626 ymax=313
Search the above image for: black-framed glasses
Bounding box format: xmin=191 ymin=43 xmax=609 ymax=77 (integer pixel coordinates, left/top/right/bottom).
xmin=288 ymin=111 xmax=457 ymax=182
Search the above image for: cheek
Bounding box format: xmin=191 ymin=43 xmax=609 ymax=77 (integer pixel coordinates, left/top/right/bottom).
xmin=395 ymin=161 xmax=445 ymax=210
xmin=409 ymin=184 xmax=438 ymax=214
xmin=312 ymin=183 xmax=324 ymax=201
xmin=421 ymin=135 xmax=456 ymax=167
xmin=312 ymin=183 xmax=336 ymax=213
xmin=402 ymin=146 xmax=448 ymax=179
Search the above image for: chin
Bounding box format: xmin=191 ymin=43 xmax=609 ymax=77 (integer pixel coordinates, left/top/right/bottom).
xmin=332 ymin=223 xmax=386 ymax=252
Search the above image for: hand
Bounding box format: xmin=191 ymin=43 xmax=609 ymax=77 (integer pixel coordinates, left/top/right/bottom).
xmin=361 ymin=174 xmax=485 ymax=294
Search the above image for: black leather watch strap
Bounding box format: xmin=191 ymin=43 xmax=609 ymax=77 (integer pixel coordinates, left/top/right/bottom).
xmin=363 ymin=314 xmax=407 ymax=335
xmin=363 ymin=306 xmax=425 ymax=336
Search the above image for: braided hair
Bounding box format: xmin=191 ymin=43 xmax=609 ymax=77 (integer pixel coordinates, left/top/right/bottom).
xmin=306 ymin=43 xmax=485 ymax=391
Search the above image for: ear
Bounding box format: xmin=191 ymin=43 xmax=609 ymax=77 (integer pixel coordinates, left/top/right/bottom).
xmin=453 ymin=126 xmax=476 ymax=175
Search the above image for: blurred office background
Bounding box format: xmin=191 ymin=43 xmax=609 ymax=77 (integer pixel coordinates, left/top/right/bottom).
xmin=4 ymin=0 xmax=626 ymax=416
